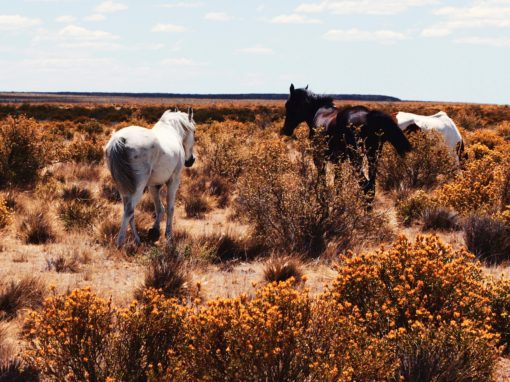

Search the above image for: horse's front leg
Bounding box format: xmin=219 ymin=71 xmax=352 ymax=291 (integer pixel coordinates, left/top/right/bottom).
xmin=148 ymin=185 xmax=164 ymax=242
xmin=165 ymin=173 xmax=181 ymax=239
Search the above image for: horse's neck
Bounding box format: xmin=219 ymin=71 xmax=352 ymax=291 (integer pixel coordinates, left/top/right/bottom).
xmin=308 ymin=95 xmax=334 ymax=127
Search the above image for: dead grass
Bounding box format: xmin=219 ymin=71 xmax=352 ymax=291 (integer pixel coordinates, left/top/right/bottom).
xmin=0 ymin=277 xmax=45 ymax=321
xmin=18 ymin=209 xmax=56 ymax=245
xmin=263 ymin=255 xmax=303 ymax=284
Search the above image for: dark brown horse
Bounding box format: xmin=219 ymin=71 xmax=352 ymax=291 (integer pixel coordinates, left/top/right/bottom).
xmin=281 ymin=84 xmax=411 ymax=199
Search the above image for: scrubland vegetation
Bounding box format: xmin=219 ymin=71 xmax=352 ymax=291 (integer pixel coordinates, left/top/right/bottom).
xmin=0 ymin=100 xmax=510 ymax=380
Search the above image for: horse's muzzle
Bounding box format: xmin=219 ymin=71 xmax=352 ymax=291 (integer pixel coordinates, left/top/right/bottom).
xmin=184 ymin=155 xmax=195 ymax=168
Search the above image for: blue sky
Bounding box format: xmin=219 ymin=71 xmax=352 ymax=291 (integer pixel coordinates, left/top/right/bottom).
xmin=0 ymin=0 xmax=509 ymax=103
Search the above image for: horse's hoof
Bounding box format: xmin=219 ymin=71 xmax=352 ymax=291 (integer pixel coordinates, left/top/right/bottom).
xmin=148 ymin=228 xmax=161 ymax=242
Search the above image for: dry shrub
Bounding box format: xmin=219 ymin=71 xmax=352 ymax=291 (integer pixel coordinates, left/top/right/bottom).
xmin=198 ymin=121 xmax=251 ymax=182
xmin=18 ymin=209 xmax=56 ymax=245
xmin=183 ymin=194 xmax=211 ymax=219
xmin=464 ymin=214 xmax=510 ymax=264
xmin=434 ymin=156 xmax=508 ymax=215
xmin=421 ymin=207 xmax=460 ymax=232
xmin=23 ymin=288 xmax=114 ymax=382
xmin=488 ymin=278 xmax=510 ymax=354
xmin=235 ymin=139 xmax=387 ymax=257
xmin=135 ymin=250 xmax=190 ymax=300
xmin=0 ymin=277 xmax=45 ymax=321
xmin=468 ymin=128 xmax=505 ymax=149
xmin=0 ymin=116 xmax=45 ymax=188
xmin=395 ymin=322 xmax=498 ymax=382
xmin=454 ymin=108 xmax=486 ymax=131
xmin=208 ymin=176 xmax=230 ymax=208
xmin=378 ymin=130 xmax=457 ymax=191
xmin=496 ymin=121 xmax=510 ymax=140
xmin=111 ymin=289 xmax=188 ymax=382
xmin=396 ymin=190 xmax=436 ymax=226
xmin=0 ymin=196 xmax=11 ymax=229
xmin=66 ymin=137 xmax=104 ymax=164
xmin=263 ymin=255 xmax=303 ymax=284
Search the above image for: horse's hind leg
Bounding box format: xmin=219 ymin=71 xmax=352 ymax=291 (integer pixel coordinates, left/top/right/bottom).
xmin=165 ymin=173 xmax=181 ymax=240
xmin=128 ymin=187 xmax=145 ymax=246
xmin=117 ymin=195 xmax=133 ymax=247
xmin=148 ymin=185 xmax=164 ymax=242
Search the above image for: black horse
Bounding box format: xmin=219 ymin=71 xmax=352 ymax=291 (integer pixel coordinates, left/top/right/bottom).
xmin=281 ymin=84 xmax=412 ymax=198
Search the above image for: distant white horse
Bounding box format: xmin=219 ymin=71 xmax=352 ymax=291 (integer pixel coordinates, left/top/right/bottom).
xmin=393 ymin=111 xmax=464 ymax=160
xmin=105 ymin=109 xmax=196 ymax=247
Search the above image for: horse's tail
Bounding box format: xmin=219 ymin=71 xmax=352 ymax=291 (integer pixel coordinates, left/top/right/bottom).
xmin=105 ymin=135 xmax=136 ymax=195
xmin=369 ymin=111 xmax=412 ymax=157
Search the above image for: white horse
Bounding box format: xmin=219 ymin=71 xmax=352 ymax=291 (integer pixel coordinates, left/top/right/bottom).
xmin=394 ymin=111 xmax=464 ymax=160
xmin=105 ymin=108 xmax=196 ymax=247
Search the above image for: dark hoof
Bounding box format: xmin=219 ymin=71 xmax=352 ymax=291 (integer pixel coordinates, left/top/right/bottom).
xmin=147 ymin=228 xmax=161 ymax=242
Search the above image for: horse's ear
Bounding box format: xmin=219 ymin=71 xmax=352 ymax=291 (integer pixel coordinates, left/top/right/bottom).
xmin=305 ymin=84 xmax=309 ymax=90
xmin=174 ymin=107 xmax=179 ymax=112
xmin=188 ymin=107 xmax=194 ymax=122
xmin=290 ymin=84 xmax=295 ymax=94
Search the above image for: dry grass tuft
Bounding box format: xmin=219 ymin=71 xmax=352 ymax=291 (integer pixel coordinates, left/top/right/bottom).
xmin=18 ymin=209 xmax=56 ymax=245
xmin=46 ymin=253 xmax=80 ymax=273
xmin=183 ymin=194 xmax=211 ymax=219
xmin=464 ymin=214 xmax=510 ymax=265
xmin=421 ymin=207 xmax=460 ymax=232
xmin=135 ymin=249 xmax=190 ymax=300
xmin=0 ymin=277 xmax=45 ymax=321
xmin=263 ymin=255 xmax=303 ymax=284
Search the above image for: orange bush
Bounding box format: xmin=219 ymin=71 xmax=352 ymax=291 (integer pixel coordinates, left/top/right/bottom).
xmin=23 ymin=288 xmax=114 ymax=382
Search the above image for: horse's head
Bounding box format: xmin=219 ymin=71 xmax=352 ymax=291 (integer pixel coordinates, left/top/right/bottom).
xmin=281 ymin=84 xmax=311 ymax=136
xmin=184 ymin=108 xmax=196 ymax=167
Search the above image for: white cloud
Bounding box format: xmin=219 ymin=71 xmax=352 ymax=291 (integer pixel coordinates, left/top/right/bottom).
xmin=324 ymin=28 xmax=406 ymax=43
xmin=58 ymin=24 xmax=119 ymax=41
xmin=204 ymin=12 xmax=233 ymax=22
xmin=295 ymin=0 xmax=438 ymax=15
xmin=161 ymin=2 xmax=203 ymax=8
xmin=152 ymin=23 xmax=187 ymax=32
xmin=161 ymin=58 xmax=206 ymax=67
xmin=95 ymin=1 xmax=128 ymax=14
xmin=0 ymin=14 xmax=41 ymax=30
xmin=85 ymin=14 xmax=107 ymax=22
xmin=421 ymin=27 xmax=451 ymax=37
xmin=455 ymin=36 xmax=510 ymax=47
xmin=56 ymin=15 xmax=76 ymax=23
xmin=423 ymin=1 xmax=510 ymax=37
xmin=238 ymin=45 xmax=274 ymax=54
xmin=270 ymin=14 xmax=322 ymax=24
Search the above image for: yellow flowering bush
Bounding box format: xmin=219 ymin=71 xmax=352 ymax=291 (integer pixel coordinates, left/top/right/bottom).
xmin=111 ymin=289 xmax=189 ymax=382
xmin=327 ymin=236 xmax=490 ymax=335
xmin=434 ymin=156 xmax=507 ymax=214
xmin=488 ymin=278 xmax=510 ymax=353
xmin=23 ymin=288 xmax=114 ymax=382
xmin=21 ymin=237 xmax=503 ymax=381
xmin=468 ymin=128 xmax=505 ymax=150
